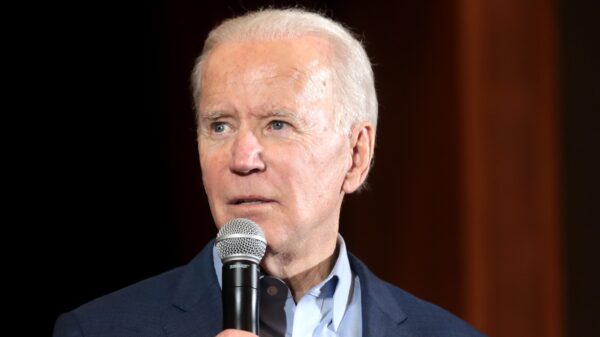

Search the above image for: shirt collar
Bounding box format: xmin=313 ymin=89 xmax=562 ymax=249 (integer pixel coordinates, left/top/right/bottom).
xmin=212 ymin=234 xmax=354 ymax=330
xmin=317 ymin=234 xmax=353 ymax=330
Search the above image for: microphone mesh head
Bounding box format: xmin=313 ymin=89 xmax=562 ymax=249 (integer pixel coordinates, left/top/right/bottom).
xmin=215 ymin=218 xmax=267 ymax=263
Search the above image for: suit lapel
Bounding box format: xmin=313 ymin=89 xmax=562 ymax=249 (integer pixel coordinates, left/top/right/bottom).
xmin=163 ymin=240 xmax=223 ymax=337
xmin=349 ymin=254 xmax=409 ymax=337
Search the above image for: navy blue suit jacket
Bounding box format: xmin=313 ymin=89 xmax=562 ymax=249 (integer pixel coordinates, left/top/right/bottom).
xmin=54 ymin=240 xmax=485 ymax=336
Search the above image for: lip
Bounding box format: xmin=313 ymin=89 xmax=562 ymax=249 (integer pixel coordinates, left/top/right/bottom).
xmin=228 ymin=195 xmax=276 ymax=205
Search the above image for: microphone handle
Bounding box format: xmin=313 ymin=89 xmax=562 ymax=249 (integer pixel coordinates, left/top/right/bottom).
xmin=222 ymin=260 xmax=260 ymax=333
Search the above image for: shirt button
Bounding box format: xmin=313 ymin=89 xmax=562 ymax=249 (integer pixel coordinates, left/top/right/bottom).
xmin=267 ymin=285 xmax=279 ymax=296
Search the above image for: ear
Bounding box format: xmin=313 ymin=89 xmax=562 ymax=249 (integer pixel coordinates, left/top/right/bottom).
xmin=342 ymin=122 xmax=375 ymax=193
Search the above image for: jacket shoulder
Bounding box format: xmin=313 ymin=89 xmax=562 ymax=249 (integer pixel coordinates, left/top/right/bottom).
xmin=54 ymin=241 xmax=219 ymax=337
xmin=349 ymin=253 xmax=486 ymax=337
xmin=54 ymin=265 xmax=185 ymax=337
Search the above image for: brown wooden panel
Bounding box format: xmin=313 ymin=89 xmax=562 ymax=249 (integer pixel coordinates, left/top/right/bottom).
xmin=338 ymin=0 xmax=464 ymax=318
xmin=457 ymin=0 xmax=563 ymax=336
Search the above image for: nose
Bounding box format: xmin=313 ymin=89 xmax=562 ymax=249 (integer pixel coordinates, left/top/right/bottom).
xmin=230 ymin=129 xmax=266 ymax=175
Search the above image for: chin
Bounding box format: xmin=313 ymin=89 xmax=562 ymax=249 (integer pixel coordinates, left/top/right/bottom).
xmin=263 ymin=234 xmax=286 ymax=254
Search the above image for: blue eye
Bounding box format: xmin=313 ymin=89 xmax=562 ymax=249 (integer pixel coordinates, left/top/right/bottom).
xmin=271 ymin=120 xmax=286 ymax=130
xmin=212 ymin=122 xmax=227 ymax=133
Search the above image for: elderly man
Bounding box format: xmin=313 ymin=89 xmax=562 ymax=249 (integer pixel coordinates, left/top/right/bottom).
xmin=54 ymin=8 xmax=484 ymax=337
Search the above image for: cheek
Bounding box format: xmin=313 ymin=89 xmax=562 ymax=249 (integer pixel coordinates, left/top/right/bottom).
xmin=291 ymin=142 xmax=348 ymax=194
xmin=199 ymin=149 xmax=225 ymax=191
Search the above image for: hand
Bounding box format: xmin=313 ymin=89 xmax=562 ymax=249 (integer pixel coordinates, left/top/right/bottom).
xmin=215 ymin=329 xmax=258 ymax=337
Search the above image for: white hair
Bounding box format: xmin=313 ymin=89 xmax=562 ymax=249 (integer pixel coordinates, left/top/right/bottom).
xmin=191 ymin=8 xmax=378 ymax=135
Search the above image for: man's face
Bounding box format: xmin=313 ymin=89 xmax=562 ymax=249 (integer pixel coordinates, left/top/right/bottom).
xmin=197 ymin=36 xmax=351 ymax=254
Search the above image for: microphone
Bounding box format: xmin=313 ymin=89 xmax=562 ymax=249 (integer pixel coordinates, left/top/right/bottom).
xmin=215 ymin=218 xmax=267 ymax=334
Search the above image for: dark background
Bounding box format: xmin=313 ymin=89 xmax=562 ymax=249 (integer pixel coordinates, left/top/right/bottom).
xmin=559 ymin=0 xmax=599 ymax=335
xmin=19 ymin=0 xmax=597 ymax=336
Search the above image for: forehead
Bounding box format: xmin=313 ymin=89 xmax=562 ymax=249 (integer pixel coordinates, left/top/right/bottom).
xmin=202 ymin=36 xmax=331 ymax=86
xmin=199 ymin=36 xmax=335 ymax=115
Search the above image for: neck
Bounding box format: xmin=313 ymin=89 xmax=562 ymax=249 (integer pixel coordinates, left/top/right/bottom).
xmin=262 ymin=235 xmax=339 ymax=302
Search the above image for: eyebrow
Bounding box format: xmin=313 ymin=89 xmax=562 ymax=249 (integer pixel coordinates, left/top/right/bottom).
xmin=267 ymin=109 xmax=297 ymax=119
xmin=200 ymin=108 xmax=303 ymax=124
xmin=201 ymin=111 xmax=231 ymax=121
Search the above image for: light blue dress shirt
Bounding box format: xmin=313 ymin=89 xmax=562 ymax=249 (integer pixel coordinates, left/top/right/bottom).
xmin=213 ymin=235 xmax=362 ymax=337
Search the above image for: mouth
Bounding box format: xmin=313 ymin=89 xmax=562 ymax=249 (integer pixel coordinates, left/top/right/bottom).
xmin=229 ymin=196 xmax=274 ymax=205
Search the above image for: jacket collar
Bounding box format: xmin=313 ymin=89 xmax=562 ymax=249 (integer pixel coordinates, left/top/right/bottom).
xmin=349 ymin=253 xmax=408 ymax=336
xmin=164 ymin=239 xmax=222 ymax=337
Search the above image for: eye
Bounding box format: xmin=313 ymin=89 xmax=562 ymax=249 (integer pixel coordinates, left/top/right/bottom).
xmin=270 ymin=120 xmax=287 ymax=130
xmin=211 ymin=122 xmax=229 ymax=133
